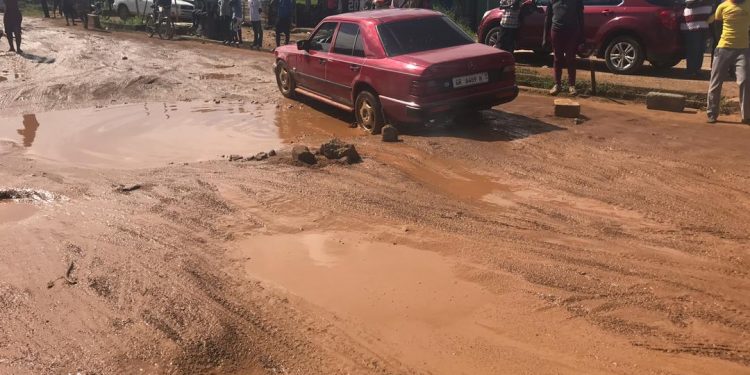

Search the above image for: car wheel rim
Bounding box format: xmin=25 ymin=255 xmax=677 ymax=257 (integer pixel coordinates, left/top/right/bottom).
xmin=488 ymin=31 xmax=499 ymax=46
xmin=610 ymin=42 xmax=636 ymax=71
xmin=279 ymin=68 xmax=290 ymax=93
xmin=359 ymin=100 xmax=374 ymax=130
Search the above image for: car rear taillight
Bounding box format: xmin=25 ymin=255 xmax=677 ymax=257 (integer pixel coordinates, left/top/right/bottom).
xmin=410 ymin=79 xmax=452 ymax=97
xmin=658 ymin=9 xmax=678 ymax=30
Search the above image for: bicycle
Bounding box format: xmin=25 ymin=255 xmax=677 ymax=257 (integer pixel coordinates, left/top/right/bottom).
xmin=145 ymin=4 xmax=174 ymax=40
xmin=93 ymin=0 xmax=114 ymax=21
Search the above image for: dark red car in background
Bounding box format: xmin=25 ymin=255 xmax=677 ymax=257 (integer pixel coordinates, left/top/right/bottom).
xmin=274 ymin=9 xmax=518 ymax=134
xmin=478 ymin=0 xmax=684 ymax=74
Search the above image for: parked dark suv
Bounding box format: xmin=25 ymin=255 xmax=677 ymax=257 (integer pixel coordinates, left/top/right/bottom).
xmin=478 ymin=0 xmax=684 ymax=74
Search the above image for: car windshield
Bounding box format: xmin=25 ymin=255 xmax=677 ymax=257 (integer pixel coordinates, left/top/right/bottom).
xmin=377 ymin=16 xmax=474 ymax=57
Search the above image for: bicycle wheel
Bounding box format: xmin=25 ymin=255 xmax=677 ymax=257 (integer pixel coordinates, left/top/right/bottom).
xmin=145 ymin=15 xmax=156 ymax=38
xmin=157 ymin=18 xmax=174 ymax=40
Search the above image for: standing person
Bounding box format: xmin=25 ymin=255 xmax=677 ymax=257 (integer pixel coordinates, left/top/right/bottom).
xmin=249 ymin=0 xmax=263 ymax=49
xmin=496 ymin=0 xmax=523 ymax=53
xmin=229 ymin=0 xmax=243 ymax=46
xmin=4 ymin=0 xmax=23 ymax=53
xmin=275 ymin=0 xmax=292 ymax=48
xmin=542 ymin=0 xmax=584 ymax=96
xmin=707 ymin=0 xmax=750 ymax=123
xmin=53 ymin=0 xmax=62 ymax=17
xmin=682 ymin=0 xmax=713 ymax=77
xmin=218 ymin=0 xmax=232 ymax=44
xmin=41 ymin=0 xmax=51 ymax=18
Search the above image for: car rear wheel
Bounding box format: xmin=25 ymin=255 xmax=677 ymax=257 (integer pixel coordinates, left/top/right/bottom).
xmin=484 ymin=26 xmax=502 ymax=47
xmin=355 ymin=90 xmax=385 ymax=135
xmin=604 ymin=36 xmax=644 ymax=75
xmin=275 ymin=61 xmax=296 ymax=98
xmin=118 ymin=4 xmax=130 ymax=21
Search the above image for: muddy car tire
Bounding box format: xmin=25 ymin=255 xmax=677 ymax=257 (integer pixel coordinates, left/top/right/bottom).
xmin=275 ymin=62 xmax=296 ymax=98
xmin=604 ymin=36 xmax=644 ymax=75
xmin=118 ymin=4 xmax=130 ymax=20
xmin=484 ymin=26 xmax=502 ymax=47
xmin=355 ymin=91 xmax=385 ymax=135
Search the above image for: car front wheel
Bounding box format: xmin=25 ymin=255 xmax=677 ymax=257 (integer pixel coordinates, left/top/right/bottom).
xmin=275 ymin=61 xmax=296 ymax=98
xmin=484 ymin=26 xmax=502 ymax=47
xmin=355 ymin=90 xmax=385 ymax=135
xmin=604 ymin=36 xmax=644 ymax=75
xmin=118 ymin=4 xmax=130 ymax=20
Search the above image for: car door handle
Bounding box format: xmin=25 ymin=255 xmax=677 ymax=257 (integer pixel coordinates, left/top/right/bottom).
xmin=318 ymin=58 xmax=328 ymax=64
xmin=601 ymin=10 xmax=613 ymax=16
xmin=349 ymin=64 xmax=361 ymax=71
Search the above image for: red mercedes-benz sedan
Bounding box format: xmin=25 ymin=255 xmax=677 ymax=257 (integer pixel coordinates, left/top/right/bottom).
xmin=273 ymin=9 xmax=518 ymax=134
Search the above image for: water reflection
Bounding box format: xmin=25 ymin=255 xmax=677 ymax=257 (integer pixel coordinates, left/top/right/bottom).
xmin=18 ymin=114 xmax=40 ymax=147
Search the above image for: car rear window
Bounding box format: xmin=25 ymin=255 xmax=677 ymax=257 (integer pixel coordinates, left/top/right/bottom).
xmin=377 ymin=16 xmax=474 ymax=57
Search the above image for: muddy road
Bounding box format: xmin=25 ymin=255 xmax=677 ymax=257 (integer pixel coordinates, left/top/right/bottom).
xmin=1 ymin=17 xmax=749 ymax=375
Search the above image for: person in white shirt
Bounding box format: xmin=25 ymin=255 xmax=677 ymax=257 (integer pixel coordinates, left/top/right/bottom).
xmin=249 ymin=0 xmax=263 ymax=49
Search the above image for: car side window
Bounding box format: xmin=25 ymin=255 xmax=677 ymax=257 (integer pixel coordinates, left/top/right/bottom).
xmin=310 ymin=22 xmax=337 ymax=52
xmin=353 ymin=32 xmax=365 ymax=57
xmin=333 ymin=23 xmax=360 ymax=56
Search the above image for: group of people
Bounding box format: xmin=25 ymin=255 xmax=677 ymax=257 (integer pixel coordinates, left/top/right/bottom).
xmin=493 ymin=0 xmax=749 ymax=123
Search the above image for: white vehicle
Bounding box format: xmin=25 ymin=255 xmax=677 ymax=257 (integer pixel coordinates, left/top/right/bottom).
xmin=114 ymin=0 xmax=194 ymax=21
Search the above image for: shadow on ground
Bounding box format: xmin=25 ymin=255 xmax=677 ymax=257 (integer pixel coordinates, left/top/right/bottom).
xmin=399 ymin=109 xmax=565 ymax=142
xmin=514 ymin=51 xmax=708 ymax=81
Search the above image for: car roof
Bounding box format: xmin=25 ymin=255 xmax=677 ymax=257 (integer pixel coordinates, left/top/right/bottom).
xmin=323 ymin=9 xmax=443 ymax=24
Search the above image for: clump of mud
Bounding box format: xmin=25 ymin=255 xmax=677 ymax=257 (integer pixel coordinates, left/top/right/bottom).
xmin=0 ymin=188 xmax=59 ymax=203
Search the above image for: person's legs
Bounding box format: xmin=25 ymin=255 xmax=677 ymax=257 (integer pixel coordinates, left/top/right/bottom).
xmin=735 ymin=48 xmax=750 ymax=121
xmin=707 ymin=48 xmax=735 ymax=121
xmin=5 ymin=28 xmax=14 ymax=52
xmin=275 ymin=19 xmax=282 ymax=47
xmin=283 ymin=17 xmax=290 ymax=45
xmin=253 ymin=20 xmax=262 ymax=47
xmin=565 ymin=29 xmax=578 ymax=86
xmin=41 ymin=0 xmax=51 ymax=18
xmin=14 ymin=29 xmax=21 ymax=53
xmin=695 ymin=29 xmax=707 ymax=75
xmin=499 ymin=27 xmax=517 ymax=53
xmin=551 ymin=30 xmax=565 ymax=86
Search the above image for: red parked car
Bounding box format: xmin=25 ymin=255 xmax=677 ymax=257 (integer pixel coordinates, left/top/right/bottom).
xmin=273 ymin=9 xmax=518 ymax=134
xmin=478 ymin=0 xmax=684 ymax=74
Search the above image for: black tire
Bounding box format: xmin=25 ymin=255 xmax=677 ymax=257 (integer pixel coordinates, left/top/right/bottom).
xmin=145 ymin=14 xmax=156 ymax=38
xmin=604 ymin=36 xmax=645 ymax=75
xmin=355 ymin=90 xmax=385 ymax=135
xmin=484 ymin=26 xmax=502 ymax=47
xmin=275 ymin=61 xmax=296 ymax=98
xmin=157 ymin=18 xmax=174 ymax=40
xmin=117 ymin=4 xmax=129 ymax=20
xmin=650 ymin=57 xmax=681 ymax=70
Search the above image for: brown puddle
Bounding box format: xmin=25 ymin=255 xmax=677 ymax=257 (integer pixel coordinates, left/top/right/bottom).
xmin=0 ymin=102 xmax=289 ymax=169
xmin=229 ymin=231 xmax=509 ymax=374
xmin=0 ymin=202 xmax=39 ymax=224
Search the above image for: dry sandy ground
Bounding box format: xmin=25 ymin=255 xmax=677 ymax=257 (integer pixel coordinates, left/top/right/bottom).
xmin=1 ymin=17 xmax=749 ymax=375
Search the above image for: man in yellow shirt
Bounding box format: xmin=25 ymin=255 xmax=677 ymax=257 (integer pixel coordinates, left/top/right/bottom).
xmin=708 ymin=0 xmax=750 ymax=123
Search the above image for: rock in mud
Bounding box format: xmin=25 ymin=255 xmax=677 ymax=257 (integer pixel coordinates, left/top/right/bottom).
xmin=381 ymin=125 xmax=399 ymax=142
xmin=115 ymin=184 xmax=141 ymax=193
xmin=268 ymin=149 xmax=277 ymax=157
xmin=255 ymin=152 xmax=269 ymax=161
xmin=292 ymin=145 xmax=317 ymax=165
xmin=228 ymin=154 xmax=243 ymax=162
xmin=320 ymin=139 xmax=361 ymax=164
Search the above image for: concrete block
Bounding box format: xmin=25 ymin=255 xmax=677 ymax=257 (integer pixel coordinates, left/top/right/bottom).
xmin=646 ymin=92 xmax=685 ymax=112
xmin=554 ymin=99 xmax=581 ymax=118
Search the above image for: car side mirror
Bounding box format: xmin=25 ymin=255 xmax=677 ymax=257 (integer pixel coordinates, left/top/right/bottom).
xmin=297 ymin=40 xmax=310 ymax=51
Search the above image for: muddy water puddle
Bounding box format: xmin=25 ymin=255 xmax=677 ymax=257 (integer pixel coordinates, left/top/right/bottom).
xmin=0 ymin=101 xmax=360 ymax=169
xmin=230 ymin=231 xmax=510 ymax=374
xmin=0 ymin=202 xmax=39 ymax=224
xmin=0 ymin=101 xmax=357 ymax=169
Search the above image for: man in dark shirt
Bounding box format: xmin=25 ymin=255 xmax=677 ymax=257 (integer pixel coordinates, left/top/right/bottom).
xmin=4 ymin=0 xmax=23 ymax=53
xmin=542 ymin=0 xmax=584 ymax=95
xmin=275 ymin=0 xmax=293 ymax=47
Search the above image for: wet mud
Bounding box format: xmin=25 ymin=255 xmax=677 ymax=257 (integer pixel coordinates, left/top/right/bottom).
xmin=1 ymin=17 xmax=749 ymax=375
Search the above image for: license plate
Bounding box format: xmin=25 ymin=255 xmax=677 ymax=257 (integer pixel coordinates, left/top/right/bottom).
xmin=452 ymin=72 xmax=489 ymax=89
